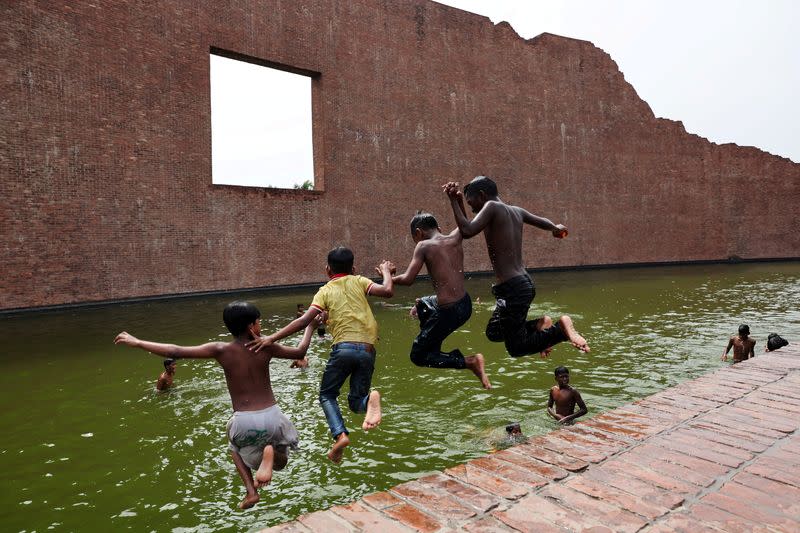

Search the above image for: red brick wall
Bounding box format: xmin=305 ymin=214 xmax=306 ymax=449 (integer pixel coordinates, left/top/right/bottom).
xmin=1 ymin=1 xmax=798 ymax=310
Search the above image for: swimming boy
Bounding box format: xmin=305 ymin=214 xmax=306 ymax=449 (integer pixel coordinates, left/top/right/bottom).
xmin=114 ymin=301 xmax=317 ymax=509
xmin=156 ymin=358 xmax=176 ymax=391
xmin=547 ymin=366 xmax=588 ymax=424
xmin=249 ymin=247 xmax=394 ymax=464
xmin=392 ymin=212 xmax=491 ymax=388
xmin=443 ymin=176 xmax=590 ymax=357
xmin=722 ymin=324 xmax=756 ymax=363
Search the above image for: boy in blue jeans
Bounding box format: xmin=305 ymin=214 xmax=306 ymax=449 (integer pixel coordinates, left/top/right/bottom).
xmin=249 ymin=247 xmax=394 ymax=463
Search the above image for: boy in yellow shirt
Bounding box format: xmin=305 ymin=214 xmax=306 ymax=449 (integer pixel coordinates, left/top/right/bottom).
xmin=250 ymin=247 xmax=394 ymax=463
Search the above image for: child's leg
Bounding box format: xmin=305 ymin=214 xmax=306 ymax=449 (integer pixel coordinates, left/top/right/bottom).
xmin=327 ymin=432 xmax=350 ymax=464
xmin=556 ymin=315 xmax=590 ymax=353
xmin=345 ymin=349 xmax=381 ymax=430
xmin=534 ymin=315 xmax=554 ymax=358
xmin=229 ymin=450 xmax=259 ymax=509
xmin=254 ymin=444 xmax=273 ymax=489
xmin=319 ymin=350 xmax=352 ymax=463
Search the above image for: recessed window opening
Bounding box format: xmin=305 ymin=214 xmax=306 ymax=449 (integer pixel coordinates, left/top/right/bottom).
xmin=210 ymin=53 xmax=314 ymax=189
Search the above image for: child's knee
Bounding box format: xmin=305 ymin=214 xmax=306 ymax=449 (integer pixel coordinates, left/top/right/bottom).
xmin=485 ymin=324 xmax=505 ymax=342
xmin=505 ymin=339 xmax=530 ymax=358
xmin=409 ymin=346 xmax=429 ymax=367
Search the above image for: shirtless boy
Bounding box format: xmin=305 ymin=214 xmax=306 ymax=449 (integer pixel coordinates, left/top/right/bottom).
xmin=722 ymin=324 xmax=756 ymax=363
xmin=156 ymin=358 xmax=176 ymax=391
xmin=443 ymin=176 xmax=589 ymax=357
xmin=249 ymin=247 xmax=393 ymax=464
xmin=547 ymin=366 xmax=588 ymax=424
xmin=115 ymin=301 xmax=317 ymax=509
xmin=392 ymin=212 xmax=491 ymax=389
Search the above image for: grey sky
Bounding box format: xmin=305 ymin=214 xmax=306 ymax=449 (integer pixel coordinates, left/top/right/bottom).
xmin=211 ymin=0 xmax=799 ymax=188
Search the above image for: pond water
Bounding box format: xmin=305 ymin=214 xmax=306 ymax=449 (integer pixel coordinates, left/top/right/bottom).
xmin=1 ymin=262 xmax=798 ymax=532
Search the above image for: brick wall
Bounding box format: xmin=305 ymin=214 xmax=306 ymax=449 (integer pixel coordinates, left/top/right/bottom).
xmin=1 ymin=0 xmax=798 ymax=310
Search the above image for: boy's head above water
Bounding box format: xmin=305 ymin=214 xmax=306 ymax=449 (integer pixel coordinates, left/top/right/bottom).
xmin=223 ymin=301 xmax=261 ymax=338
xmin=738 ymin=324 xmax=750 ymax=337
xmin=463 ymin=175 xmax=498 ymax=213
xmin=327 ymin=246 xmax=355 ymax=276
xmin=163 ymin=358 xmax=176 ymax=371
xmin=409 ymin=211 xmax=439 ymax=241
xmin=554 ymin=366 xmax=570 ymax=385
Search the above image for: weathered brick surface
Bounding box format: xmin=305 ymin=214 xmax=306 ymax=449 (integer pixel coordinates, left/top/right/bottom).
xmin=443 ymin=463 xmax=528 ymax=500
xmin=2 ymin=1 xmax=799 ymax=311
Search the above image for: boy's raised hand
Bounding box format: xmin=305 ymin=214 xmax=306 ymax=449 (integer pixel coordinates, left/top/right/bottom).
xmin=247 ymin=335 xmax=274 ymax=353
xmin=114 ymin=331 xmax=139 ymax=347
xmin=442 ymin=181 xmax=461 ymax=199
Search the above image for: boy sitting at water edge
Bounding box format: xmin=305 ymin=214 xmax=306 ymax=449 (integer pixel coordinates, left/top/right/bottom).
xmin=114 ymin=301 xmax=318 ymax=509
xmin=392 ymin=211 xmax=491 ymax=388
xmin=722 ymin=324 xmax=756 ymax=363
xmin=547 ymin=366 xmax=588 ymax=425
xmin=249 ymin=247 xmax=394 ymax=464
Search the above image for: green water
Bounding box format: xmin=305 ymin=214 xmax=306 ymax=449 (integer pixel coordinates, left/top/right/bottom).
xmin=1 ymin=263 xmax=798 ymax=532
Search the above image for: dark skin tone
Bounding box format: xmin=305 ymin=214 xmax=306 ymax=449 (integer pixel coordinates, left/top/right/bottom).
xmin=443 ymin=181 xmax=566 ymax=284
xmin=114 ymin=318 xmax=317 ymax=509
xmin=392 ymin=224 xmax=491 ymax=388
xmin=442 ymin=179 xmax=589 ymax=354
xmin=547 ymin=372 xmax=588 ymax=424
xmin=722 ymin=333 xmax=756 ymax=363
xmin=156 ymin=362 xmax=176 ymax=391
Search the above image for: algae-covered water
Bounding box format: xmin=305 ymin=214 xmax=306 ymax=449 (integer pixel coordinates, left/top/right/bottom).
xmin=1 ymin=262 xmax=798 ymax=532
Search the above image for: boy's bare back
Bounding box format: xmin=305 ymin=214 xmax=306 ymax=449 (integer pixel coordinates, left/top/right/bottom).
xmin=216 ymin=342 xmax=279 ymax=412
xmin=419 ymin=229 xmax=467 ymax=306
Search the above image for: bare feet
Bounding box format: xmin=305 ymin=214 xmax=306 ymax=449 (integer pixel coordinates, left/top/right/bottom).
xmin=558 ymin=315 xmax=590 ymax=353
xmin=327 ymin=432 xmax=350 ymax=464
xmin=362 ymin=390 xmax=382 ymax=431
xmin=465 ymin=354 xmax=492 ymax=389
xmin=540 ymin=346 xmax=553 ymax=358
xmin=254 ymin=444 xmax=274 ymax=489
xmin=239 ymin=492 xmax=260 ymax=509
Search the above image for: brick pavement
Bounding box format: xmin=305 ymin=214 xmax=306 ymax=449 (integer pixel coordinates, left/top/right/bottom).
xmin=263 ymin=348 xmax=800 ymax=532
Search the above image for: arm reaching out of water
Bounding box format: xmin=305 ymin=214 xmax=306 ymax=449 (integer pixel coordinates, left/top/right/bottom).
xmin=547 ymin=387 xmax=563 ymax=421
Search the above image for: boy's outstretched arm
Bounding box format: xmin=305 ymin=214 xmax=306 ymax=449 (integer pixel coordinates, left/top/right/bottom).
xmin=114 ymin=332 xmax=224 ymax=359
xmin=721 ymin=337 xmax=733 ymax=361
xmin=368 ymin=260 xmax=395 ymax=298
xmin=249 ymin=307 xmax=321 ymax=353
xmin=392 ymin=245 xmax=425 ymax=286
xmin=268 ymin=318 xmax=320 ymax=360
xmin=520 ymin=209 xmax=567 ymax=237
xmin=559 ymin=391 xmax=588 ymax=424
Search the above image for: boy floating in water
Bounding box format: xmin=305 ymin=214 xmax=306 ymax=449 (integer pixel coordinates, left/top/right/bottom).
xmin=249 ymin=247 xmax=394 ymax=464
xmin=547 ymin=366 xmax=588 ymax=425
xmin=722 ymin=324 xmax=756 ymax=363
xmin=156 ymin=358 xmax=176 ymax=391
xmin=443 ymin=176 xmax=590 ymax=358
xmin=115 ymin=301 xmax=318 ymax=509
xmin=392 ymin=212 xmax=491 ymax=388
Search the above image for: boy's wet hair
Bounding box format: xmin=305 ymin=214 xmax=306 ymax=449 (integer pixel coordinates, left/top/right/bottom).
xmin=767 ymin=333 xmax=789 ymax=351
xmin=464 ymin=175 xmax=498 ymax=198
xmin=223 ymin=301 xmax=261 ymax=337
xmin=554 ymin=366 xmax=569 ymax=376
xmin=164 ymin=358 xmax=176 ymax=369
xmin=738 ymin=324 xmax=750 ymax=336
xmin=327 ymin=246 xmax=354 ymax=274
xmin=410 ymin=211 xmax=438 ymax=234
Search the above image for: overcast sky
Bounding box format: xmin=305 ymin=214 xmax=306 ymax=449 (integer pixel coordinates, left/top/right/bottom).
xmin=211 ymin=0 xmax=799 ymax=188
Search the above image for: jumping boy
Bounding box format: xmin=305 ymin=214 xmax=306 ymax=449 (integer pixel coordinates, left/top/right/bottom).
xmin=392 ymin=212 xmax=491 ymax=388
xmin=156 ymin=358 xmax=176 ymax=391
xmin=547 ymin=366 xmax=588 ymax=425
xmin=249 ymin=247 xmax=394 ymax=464
xmin=114 ymin=301 xmax=318 ymax=509
xmin=443 ymin=176 xmax=590 ymax=358
xmin=722 ymin=324 xmax=756 ymax=363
